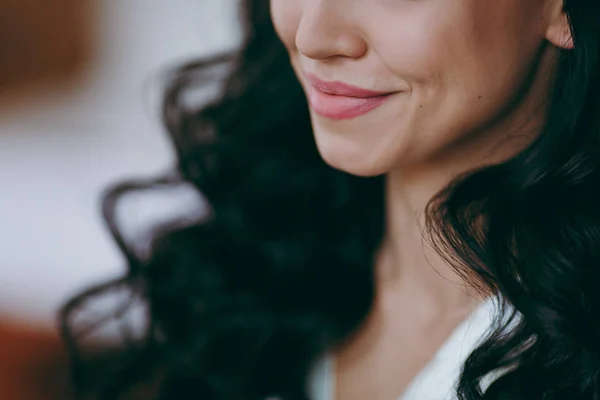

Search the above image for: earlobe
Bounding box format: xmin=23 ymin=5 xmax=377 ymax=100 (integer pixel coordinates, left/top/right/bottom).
xmin=545 ymin=3 xmax=574 ymax=50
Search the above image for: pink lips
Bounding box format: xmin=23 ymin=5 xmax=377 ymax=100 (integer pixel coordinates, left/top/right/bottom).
xmin=304 ymin=72 xmax=396 ymax=120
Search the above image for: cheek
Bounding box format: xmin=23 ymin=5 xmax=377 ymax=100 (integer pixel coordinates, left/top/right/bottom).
xmin=374 ymin=12 xmax=530 ymax=122
xmin=269 ymin=0 xmax=301 ymax=50
xmin=363 ymin=18 xmax=536 ymax=166
xmin=362 ymin=8 xmax=458 ymax=85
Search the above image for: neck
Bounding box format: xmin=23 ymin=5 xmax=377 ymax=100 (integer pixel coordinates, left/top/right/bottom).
xmin=378 ymin=121 xmax=537 ymax=312
xmin=377 ymin=167 xmax=476 ymax=313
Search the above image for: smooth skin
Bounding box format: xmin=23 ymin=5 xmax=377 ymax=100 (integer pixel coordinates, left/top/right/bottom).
xmin=270 ymin=1 xmax=573 ymax=399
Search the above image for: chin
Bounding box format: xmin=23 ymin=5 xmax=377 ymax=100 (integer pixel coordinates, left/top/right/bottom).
xmin=312 ymin=124 xmax=400 ymax=177
xmin=315 ymin=142 xmax=391 ymax=177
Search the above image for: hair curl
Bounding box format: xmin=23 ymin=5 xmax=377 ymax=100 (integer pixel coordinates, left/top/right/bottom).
xmin=60 ymin=0 xmax=600 ymax=399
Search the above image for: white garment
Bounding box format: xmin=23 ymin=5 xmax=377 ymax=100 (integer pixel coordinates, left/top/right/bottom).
xmin=308 ymin=296 xmax=507 ymax=400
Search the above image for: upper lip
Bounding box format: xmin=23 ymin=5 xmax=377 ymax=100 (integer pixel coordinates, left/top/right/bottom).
xmin=304 ymin=72 xmax=394 ymax=98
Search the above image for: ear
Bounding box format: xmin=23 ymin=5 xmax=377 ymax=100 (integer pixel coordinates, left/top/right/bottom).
xmin=545 ymin=0 xmax=574 ymax=50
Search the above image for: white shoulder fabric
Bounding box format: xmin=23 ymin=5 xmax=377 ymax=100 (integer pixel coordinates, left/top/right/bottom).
xmin=308 ymin=296 xmax=511 ymax=400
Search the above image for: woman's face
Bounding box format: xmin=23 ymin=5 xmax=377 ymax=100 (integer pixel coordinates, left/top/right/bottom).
xmin=270 ymin=0 xmax=572 ymax=177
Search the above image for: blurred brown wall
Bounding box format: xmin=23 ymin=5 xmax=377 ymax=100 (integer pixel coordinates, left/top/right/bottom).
xmin=0 ymin=323 xmax=72 ymax=400
xmin=0 ymin=0 xmax=94 ymax=99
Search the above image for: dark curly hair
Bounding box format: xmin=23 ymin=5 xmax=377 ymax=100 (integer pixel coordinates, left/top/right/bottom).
xmin=60 ymin=0 xmax=600 ymax=399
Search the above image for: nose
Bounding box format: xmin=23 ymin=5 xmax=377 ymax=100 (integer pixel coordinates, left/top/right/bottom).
xmin=295 ymin=0 xmax=368 ymax=61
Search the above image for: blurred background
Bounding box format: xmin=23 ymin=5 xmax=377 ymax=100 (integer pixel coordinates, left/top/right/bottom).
xmin=0 ymin=1 xmax=241 ymax=397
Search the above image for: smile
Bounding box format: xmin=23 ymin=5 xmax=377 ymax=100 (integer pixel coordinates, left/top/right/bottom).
xmin=307 ymin=87 xmax=396 ymax=120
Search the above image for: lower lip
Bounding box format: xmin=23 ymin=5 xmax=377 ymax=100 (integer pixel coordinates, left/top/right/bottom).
xmin=307 ymin=87 xmax=395 ymax=120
